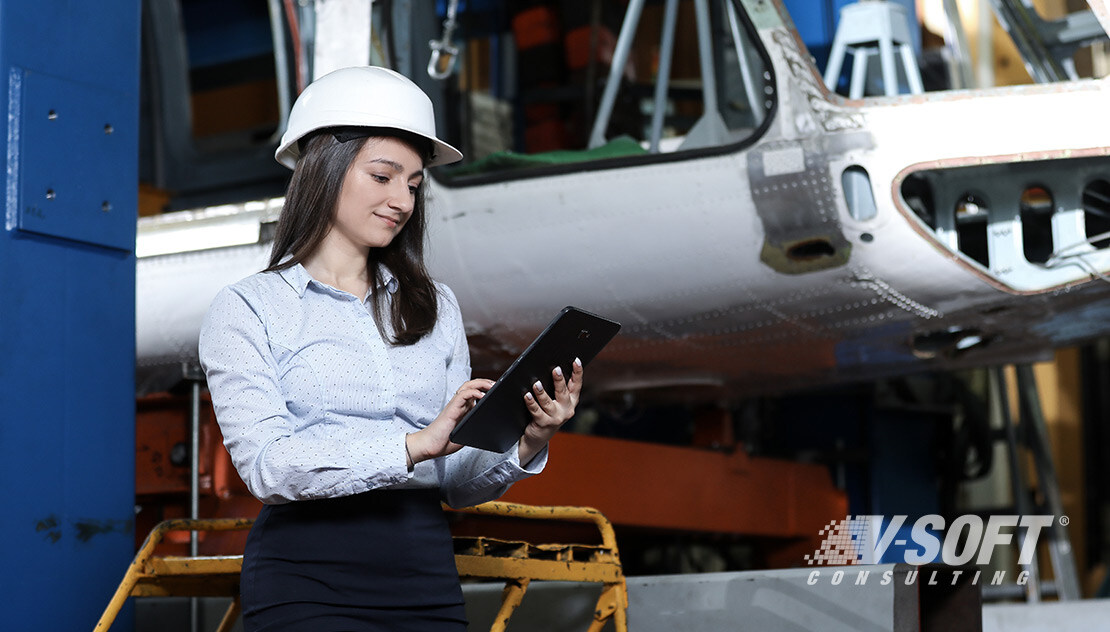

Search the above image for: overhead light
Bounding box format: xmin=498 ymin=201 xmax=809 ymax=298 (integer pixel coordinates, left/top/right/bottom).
xmin=136 ymin=199 xmax=282 ymax=258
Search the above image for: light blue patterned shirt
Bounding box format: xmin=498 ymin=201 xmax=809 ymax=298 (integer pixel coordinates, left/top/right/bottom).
xmin=198 ymin=263 xmax=546 ymax=507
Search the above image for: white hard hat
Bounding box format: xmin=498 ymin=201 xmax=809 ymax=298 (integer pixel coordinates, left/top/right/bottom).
xmin=275 ymin=66 xmax=463 ymax=169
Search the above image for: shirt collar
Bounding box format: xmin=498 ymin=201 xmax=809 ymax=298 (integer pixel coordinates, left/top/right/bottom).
xmin=278 ymin=262 xmax=398 ymax=298
xmin=278 ymin=263 xmax=314 ymax=297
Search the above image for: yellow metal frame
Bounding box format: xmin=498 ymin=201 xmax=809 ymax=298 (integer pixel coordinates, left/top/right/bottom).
xmin=94 ymin=502 xmax=627 ymax=632
xmin=95 ymin=518 xmax=252 ymax=631
xmin=451 ymin=502 xmax=629 ymax=632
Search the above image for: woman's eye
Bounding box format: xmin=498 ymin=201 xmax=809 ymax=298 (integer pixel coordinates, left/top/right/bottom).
xmin=372 ymin=174 xmax=390 ymax=184
xmin=408 ymin=185 xmax=419 ymax=195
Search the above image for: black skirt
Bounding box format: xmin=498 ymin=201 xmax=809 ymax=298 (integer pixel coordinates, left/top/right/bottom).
xmin=240 ymin=487 xmax=467 ymax=631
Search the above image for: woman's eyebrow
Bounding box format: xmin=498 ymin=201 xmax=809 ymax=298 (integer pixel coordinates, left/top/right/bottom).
xmin=366 ymin=157 xmax=404 ymax=172
xmin=366 ymin=157 xmax=423 ymax=179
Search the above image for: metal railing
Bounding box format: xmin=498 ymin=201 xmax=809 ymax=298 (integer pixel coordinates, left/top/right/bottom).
xmin=95 ymin=502 xmax=628 ymax=632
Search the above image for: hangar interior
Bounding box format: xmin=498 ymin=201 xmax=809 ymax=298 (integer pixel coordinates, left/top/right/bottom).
xmin=5 ymin=0 xmax=1110 ymax=631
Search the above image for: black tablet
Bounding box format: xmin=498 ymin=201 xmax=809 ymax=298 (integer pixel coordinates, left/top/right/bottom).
xmin=449 ymin=306 xmax=621 ymax=452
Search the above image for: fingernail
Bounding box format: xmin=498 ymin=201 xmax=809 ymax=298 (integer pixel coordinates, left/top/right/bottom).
xmin=574 ymin=357 xmax=582 ymax=367
xmin=554 ymin=366 xmax=563 ymax=378
xmin=534 ymin=380 xmax=543 ymax=391
xmin=525 ymin=392 xmax=534 ymax=402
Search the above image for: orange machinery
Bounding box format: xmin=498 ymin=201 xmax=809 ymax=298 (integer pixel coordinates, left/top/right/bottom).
xmin=136 ymin=393 xmax=846 ymax=568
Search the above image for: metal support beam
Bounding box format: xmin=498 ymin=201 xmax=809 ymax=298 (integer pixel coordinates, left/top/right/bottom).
xmin=186 ymin=363 xmax=204 ymax=632
xmin=649 ymin=0 xmax=680 ymax=153
xmin=1014 ymin=364 xmax=1081 ymax=600
xmin=988 ymin=0 xmax=1108 ymax=83
xmin=992 ymin=364 xmax=1081 ymax=602
xmin=678 ymin=0 xmax=730 ymax=150
xmin=0 ymin=2 xmax=140 ymax=629
xmin=994 ymin=367 xmax=1044 ymax=601
xmin=588 ymin=0 xmax=645 ymax=149
xmin=725 ymin=0 xmax=764 ymax=126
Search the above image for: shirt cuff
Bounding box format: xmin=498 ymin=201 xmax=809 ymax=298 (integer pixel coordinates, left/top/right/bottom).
xmin=347 ymin=432 xmax=414 ymax=492
xmin=514 ymin=442 xmax=549 ymax=474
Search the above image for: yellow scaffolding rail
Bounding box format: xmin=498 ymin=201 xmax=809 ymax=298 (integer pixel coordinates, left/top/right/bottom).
xmin=94 ymin=502 xmax=628 ymax=632
xmin=451 ymin=501 xmax=629 ymax=632
xmin=94 ymin=518 xmax=251 ymax=632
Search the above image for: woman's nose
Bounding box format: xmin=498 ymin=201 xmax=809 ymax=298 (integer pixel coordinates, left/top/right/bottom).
xmin=388 ymin=182 xmax=414 ymax=211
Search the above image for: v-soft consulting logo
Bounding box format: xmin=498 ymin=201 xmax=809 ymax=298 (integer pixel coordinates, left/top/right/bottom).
xmin=802 ymin=514 xmax=1062 ymax=587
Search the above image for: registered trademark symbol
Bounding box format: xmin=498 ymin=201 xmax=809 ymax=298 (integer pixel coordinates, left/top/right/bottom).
xmin=1060 ymin=515 xmax=1070 ymax=526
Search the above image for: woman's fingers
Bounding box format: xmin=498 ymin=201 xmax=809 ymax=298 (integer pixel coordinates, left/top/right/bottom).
xmin=524 ymin=389 xmax=542 ymax=414
xmin=416 ymin=379 xmax=507 ymax=463
xmin=451 ymin=379 xmax=494 ymax=411
xmin=456 ymin=390 xmax=482 ymax=413
xmin=421 ymin=379 xmax=495 ymax=461
xmin=456 ymin=385 xmax=486 ymax=403
xmin=455 ymin=378 xmax=494 ymax=397
xmin=553 ymin=365 xmax=568 ymax=397
xmin=526 ymin=359 xmax=587 ymax=420
xmin=568 ymin=358 xmax=583 ymax=397
xmin=552 ymin=359 xmax=583 ymax=404
xmin=532 ymin=379 xmax=555 ymax=412
xmin=527 ymin=382 xmax=567 ymax=423
xmin=519 ymin=363 xmax=586 ymax=461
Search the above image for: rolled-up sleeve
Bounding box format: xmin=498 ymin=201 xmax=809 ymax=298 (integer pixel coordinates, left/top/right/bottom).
xmin=200 ymin=286 xmax=412 ymax=504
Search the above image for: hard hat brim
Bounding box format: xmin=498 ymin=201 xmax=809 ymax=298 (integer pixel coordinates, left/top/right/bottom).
xmin=275 ymin=124 xmax=463 ymax=170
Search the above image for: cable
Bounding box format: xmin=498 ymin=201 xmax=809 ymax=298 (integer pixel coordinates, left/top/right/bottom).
xmin=1044 ymin=230 xmax=1110 ymax=265
xmin=1033 ymin=230 xmax=1110 ymax=284
xmin=283 ymin=0 xmax=305 ymax=93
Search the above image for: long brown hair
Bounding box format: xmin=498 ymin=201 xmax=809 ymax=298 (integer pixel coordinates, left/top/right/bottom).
xmin=265 ymin=128 xmax=439 ymax=345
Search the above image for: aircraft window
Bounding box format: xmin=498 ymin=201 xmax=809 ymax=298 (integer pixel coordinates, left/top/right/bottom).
xmin=1083 ymin=179 xmax=1110 ymax=249
xmin=1020 ymin=185 xmax=1055 ymax=264
xmin=955 ymin=193 xmax=990 ymax=268
xmin=843 ymin=166 xmax=877 ymax=222
xmin=435 ymin=0 xmax=773 ymax=183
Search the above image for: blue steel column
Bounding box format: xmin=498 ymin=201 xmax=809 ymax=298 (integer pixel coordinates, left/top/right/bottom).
xmin=0 ymin=1 xmax=140 ymax=630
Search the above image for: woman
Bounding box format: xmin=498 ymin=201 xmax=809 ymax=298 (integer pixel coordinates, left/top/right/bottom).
xmin=199 ymin=66 xmax=582 ymax=631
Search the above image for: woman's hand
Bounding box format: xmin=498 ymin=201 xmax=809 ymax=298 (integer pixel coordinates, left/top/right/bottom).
xmin=406 ymin=378 xmax=494 ymax=467
xmin=519 ymin=358 xmax=583 ymax=465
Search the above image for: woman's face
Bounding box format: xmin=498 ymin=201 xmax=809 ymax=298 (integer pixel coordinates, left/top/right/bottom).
xmin=328 ymin=136 xmax=425 ymax=252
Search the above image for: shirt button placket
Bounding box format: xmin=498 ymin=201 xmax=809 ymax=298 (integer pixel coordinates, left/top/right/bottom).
xmin=358 ymin=298 xmax=397 ymax=418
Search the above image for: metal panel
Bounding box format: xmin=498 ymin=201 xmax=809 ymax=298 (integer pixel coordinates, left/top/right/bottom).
xmin=0 ymin=0 xmax=139 ymax=630
xmin=462 ymin=565 xmax=983 ymax=632
xmin=9 ymin=68 xmax=136 ymax=250
xmin=983 ymin=598 xmax=1110 ymax=631
xmin=624 ymin=565 xmax=980 ymax=632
